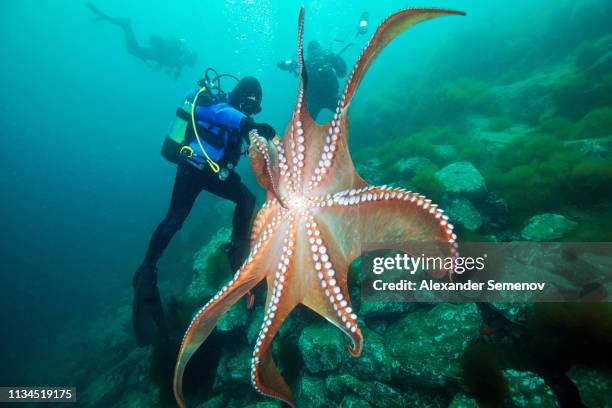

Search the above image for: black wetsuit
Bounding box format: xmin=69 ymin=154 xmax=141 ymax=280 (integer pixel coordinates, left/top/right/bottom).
xmin=306 ymin=52 xmax=347 ymax=119
xmin=143 ymin=162 xmax=254 ymax=268
xmin=87 ymin=3 xmax=193 ymax=79
xmin=142 ymin=92 xmax=255 ymax=270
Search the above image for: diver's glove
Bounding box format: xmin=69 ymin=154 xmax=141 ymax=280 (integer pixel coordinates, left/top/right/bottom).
xmin=240 ymin=117 xmax=276 ymax=140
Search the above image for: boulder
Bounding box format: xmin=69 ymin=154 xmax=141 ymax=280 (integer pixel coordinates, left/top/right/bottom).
xmin=568 ymin=365 xmax=612 ymax=408
xmin=325 ymin=374 xmax=405 ymax=408
xmin=243 ymin=403 xmax=282 ymax=408
xmin=394 ymin=157 xmax=435 ymax=179
xmin=340 ymin=327 xmax=397 ymax=382
xmin=296 ymin=373 xmax=335 ymax=408
xmin=356 ymin=158 xmax=383 ymax=185
xmin=435 ymin=162 xmax=486 ymax=197
xmin=503 ymin=369 xmax=557 ymax=407
xmin=246 ymin=305 xmax=265 ymax=344
xmin=448 ymin=370 xmax=557 ymax=408
xmin=432 ymin=144 xmax=458 ymax=163
xmin=339 ymin=395 xmax=372 ymax=408
xmin=217 ymin=301 xmax=248 ymax=332
xmin=188 ymin=228 xmax=232 ymax=299
xmin=358 ymin=300 xmax=422 ymax=326
xmin=213 ymin=347 xmax=252 ymax=390
xmin=299 ymin=323 xmax=347 ymax=373
xmin=196 ymin=394 xmax=227 ymax=408
xmin=447 ymin=198 xmax=483 ymax=231
xmin=385 ymin=303 xmax=480 ymax=388
xmin=448 ymin=393 xmax=478 ymax=408
xmin=521 ymin=213 xmax=577 ymax=241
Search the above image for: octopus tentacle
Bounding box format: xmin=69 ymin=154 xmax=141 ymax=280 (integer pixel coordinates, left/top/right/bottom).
xmin=319 ymin=185 xmax=458 ymax=278
xmin=339 ymin=8 xmax=466 ymax=111
xmin=251 ymin=215 xmax=298 ymax=407
xmin=309 ymin=9 xmax=465 ymax=193
xmin=173 ymin=211 xmax=285 ymax=408
xmin=250 ymin=199 xmax=278 ymax=245
xmin=302 ymin=212 xmax=363 ymax=356
xmin=249 ymin=132 xmax=285 ymax=207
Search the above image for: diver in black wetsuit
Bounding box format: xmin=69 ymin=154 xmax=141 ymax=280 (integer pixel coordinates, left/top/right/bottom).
xmin=278 ymin=40 xmax=347 ymax=120
xmin=132 ymin=75 xmax=276 ymax=346
xmin=86 ymin=3 xmax=197 ymax=79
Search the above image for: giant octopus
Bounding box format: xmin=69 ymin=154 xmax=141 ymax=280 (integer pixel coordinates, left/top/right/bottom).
xmin=174 ymin=6 xmax=465 ymax=407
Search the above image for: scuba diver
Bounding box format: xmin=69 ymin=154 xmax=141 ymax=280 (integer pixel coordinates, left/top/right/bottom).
xmin=86 ymin=3 xmax=197 ymax=79
xmin=277 ymin=13 xmax=368 ymax=119
xmin=277 ymin=40 xmax=347 ymax=119
xmin=132 ymin=70 xmax=276 ymax=346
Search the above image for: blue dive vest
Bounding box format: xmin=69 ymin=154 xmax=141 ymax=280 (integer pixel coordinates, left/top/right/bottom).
xmin=183 ymin=89 xmax=246 ymax=168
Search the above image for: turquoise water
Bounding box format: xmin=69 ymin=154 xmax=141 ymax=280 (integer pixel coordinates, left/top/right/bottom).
xmin=1 ymin=0 xmax=611 ymax=406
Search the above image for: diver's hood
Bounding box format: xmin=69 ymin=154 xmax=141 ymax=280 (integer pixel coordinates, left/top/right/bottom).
xmin=230 ymin=76 xmax=262 ymax=113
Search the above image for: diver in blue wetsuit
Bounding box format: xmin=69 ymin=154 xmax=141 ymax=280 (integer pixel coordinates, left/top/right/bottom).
xmin=132 ymin=75 xmax=276 ymax=346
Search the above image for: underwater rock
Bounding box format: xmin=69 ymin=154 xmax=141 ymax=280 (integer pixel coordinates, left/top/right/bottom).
xmin=491 ymin=63 xmax=574 ymax=123
xmin=188 ymin=228 xmax=232 ymax=299
xmin=299 ymin=323 xmax=347 ymax=373
xmin=385 ymin=303 xmax=480 ymax=388
xmin=568 ymin=365 xmax=612 ymax=408
xmin=393 ymin=156 xmax=434 ymax=179
xmin=435 ymin=162 xmax=486 ymax=197
xmin=564 ymin=135 xmax=612 ymax=159
xmin=213 ymin=347 xmax=252 ymax=390
xmin=503 ymin=369 xmax=557 ymax=407
xmin=340 ymin=327 xmax=396 ymax=382
xmin=450 ymin=370 xmax=557 ymax=408
xmin=447 ymin=198 xmax=483 ymax=231
xmin=448 ymin=393 xmax=479 ymax=408
xmin=243 ymin=402 xmax=282 ymax=408
xmin=79 ymin=346 xmax=157 ymax=407
xmin=196 ymin=394 xmax=227 ymax=408
xmin=325 ymin=374 xmax=405 ymax=408
xmin=358 ymin=300 xmax=424 ymax=327
xmin=296 ymin=373 xmax=335 ymax=408
xmin=467 ymin=115 xmax=529 ymax=152
xmin=246 ymin=305 xmax=265 ymax=344
xmin=431 ymin=144 xmax=457 ymax=163
xmin=339 ymin=395 xmax=373 ymax=408
xmin=217 ymin=301 xmax=248 ymax=332
xmin=521 ymin=213 xmax=577 ymax=241
xmin=356 ymin=158 xmax=383 ymax=185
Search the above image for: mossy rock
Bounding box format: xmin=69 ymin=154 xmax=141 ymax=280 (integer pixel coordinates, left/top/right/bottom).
xmin=296 ymin=373 xmax=335 ymax=408
xmin=325 ymin=374 xmax=405 ymax=408
xmin=435 ymin=162 xmax=486 ymax=197
xmin=217 ymin=301 xmax=248 ymax=332
xmin=568 ymin=365 xmax=612 ymax=408
xmin=385 ymin=303 xmax=480 ymax=388
xmin=339 ymin=395 xmax=372 ymax=408
xmin=447 ymin=198 xmax=483 ymax=231
xmin=243 ymin=402 xmax=282 ymax=408
xmin=340 ymin=327 xmax=397 ymax=382
xmin=188 ymin=228 xmax=232 ymax=300
xmin=448 ymin=393 xmax=479 ymax=408
xmin=196 ymin=394 xmax=227 ymax=408
xmin=213 ymin=347 xmax=252 ymax=390
xmin=503 ymin=369 xmax=557 ymax=408
xmin=299 ymin=323 xmax=347 ymax=373
xmin=521 ymin=213 xmax=577 ymax=241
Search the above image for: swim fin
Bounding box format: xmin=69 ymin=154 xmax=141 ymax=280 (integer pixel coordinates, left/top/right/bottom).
xmin=132 ymin=264 xmax=167 ymax=347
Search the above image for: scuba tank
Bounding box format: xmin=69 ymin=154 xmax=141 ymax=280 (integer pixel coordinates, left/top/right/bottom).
xmin=161 ymin=68 xmax=241 ymax=180
xmin=161 ymin=99 xmax=194 ymax=164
